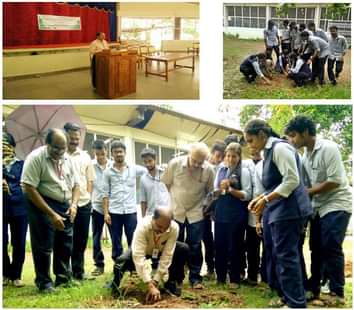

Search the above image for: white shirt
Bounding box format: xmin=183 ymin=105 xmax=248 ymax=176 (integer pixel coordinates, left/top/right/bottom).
xmin=302 ymin=138 xmax=352 ymax=217
xmin=67 ymin=148 xmax=95 ymax=207
xmin=264 ymin=137 xmax=300 ymax=198
xmin=89 ymin=39 xmax=109 ymax=58
xmin=132 ymin=216 xmax=179 ymax=283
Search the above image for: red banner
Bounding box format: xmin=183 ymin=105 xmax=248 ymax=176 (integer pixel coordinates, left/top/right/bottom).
xmin=3 ymin=2 xmax=110 ymax=47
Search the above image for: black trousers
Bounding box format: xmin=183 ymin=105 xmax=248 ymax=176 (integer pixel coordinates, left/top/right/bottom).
xmin=281 ymin=42 xmax=291 ymax=55
xmin=240 ymin=64 xmax=257 ymax=83
xmin=91 ymin=55 xmax=96 ymax=88
xmin=3 ymin=213 xmax=28 ymax=280
xmin=264 ymin=218 xmax=306 ymax=308
xmin=289 ymin=71 xmax=311 ymax=87
xmin=202 ymin=216 xmax=215 ymax=273
xmin=92 ymin=209 xmax=112 ymax=269
xmin=311 ymin=56 xmax=328 ymax=84
xmin=71 ymin=203 xmax=92 ymax=279
xmin=308 ymin=211 xmax=351 ymax=297
xmin=112 ymin=241 xmax=189 ymax=289
xmin=245 ymin=225 xmax=261 ymax=282
xmin=27 ymin=197 xmax=73 ymax=289
xmin=327 ymin=58 xmax=344 ymax=83
xmin=214 ymin=221 xmax=246 ymax=284
xmin=266 ymin=45 xmax=280 ymax=60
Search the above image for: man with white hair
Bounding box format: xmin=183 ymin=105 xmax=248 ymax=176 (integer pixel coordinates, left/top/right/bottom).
xmin=161 ymin=142 xmax=215 ymax=289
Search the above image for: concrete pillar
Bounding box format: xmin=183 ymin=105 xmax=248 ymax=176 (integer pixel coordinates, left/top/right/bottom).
xmin=315 ymin=5 xmax=321 ymax=28
xmin=123 ymin=135 xmax=134 ymax=164
xmin=174 ymin=17 xmax=181 ymax=40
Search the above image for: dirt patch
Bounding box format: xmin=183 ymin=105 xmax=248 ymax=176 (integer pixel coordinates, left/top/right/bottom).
xmin=345 ymin=259 xmax=352 ymax=278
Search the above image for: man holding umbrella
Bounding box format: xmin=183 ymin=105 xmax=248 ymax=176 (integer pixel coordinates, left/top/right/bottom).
xmin=21 ymin=129 xmax=80 ymax=292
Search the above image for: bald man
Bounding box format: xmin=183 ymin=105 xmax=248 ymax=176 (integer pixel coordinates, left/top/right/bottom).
xmin=161 ymin=143 xmax=215 ymax=289
xmin=111 ymin=206 xmax=189 ymax=302
xmin=21 ymin=129 xmax=80 ymax=292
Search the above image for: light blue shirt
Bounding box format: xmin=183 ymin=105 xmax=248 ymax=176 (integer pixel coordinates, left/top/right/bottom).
xmin=92 ymin=159 xmax=112 ymax=214
xmin=103 ymin=163 xmax=147 ymax=214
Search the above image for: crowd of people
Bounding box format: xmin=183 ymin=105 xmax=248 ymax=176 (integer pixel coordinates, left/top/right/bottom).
xmin=240 ymin=20 xmax=348 ymax=87
xmin=3 ymin=116 xmax=352 ymax=308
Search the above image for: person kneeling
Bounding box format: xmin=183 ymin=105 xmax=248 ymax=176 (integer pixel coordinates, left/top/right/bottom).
xmin=240 ymin=53 xmax=271 ymax=85
xmin=111 ymin=206 xmax=189 ymax=303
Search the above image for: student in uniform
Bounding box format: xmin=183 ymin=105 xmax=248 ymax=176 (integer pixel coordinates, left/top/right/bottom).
xmin=264 ymin=20 xmax=280 ymax=62
xmin=213 ymin=143 xmax=252 ymax=288
xmin=244 ymin=119 xmax=312 ymax=308
xmin=3 ymin=132 xmax=28 ymax=287
xmin=280 ymin=20 xmax=291 ymax=55
xmin=300 ymin=31 xmax=330 ymax=85
xmin=285 ymin=116 xmax=352 ymax=306
xmin=327 ymin=25 xmax=348 ymax=85
xmin=240 ymin=53 xmax=271 ymax=85
xmin=307 ymin=22 xmax=328 ymax=42
xmin=287 ymin=54 xmax=312 ymax=87
xmin=289 ymin=22 xmax=301 ymax=54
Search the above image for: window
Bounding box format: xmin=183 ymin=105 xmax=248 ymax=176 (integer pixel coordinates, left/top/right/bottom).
xmin=120 ymin=18 xmax=174 ymax=49
xmin=161 ymin=147 xmax=176 ymax=165
xmin=270 ymin=6 xmax=316 ymax=29
xmin=181 ymin=18 xmax=199 ymax=40
xmin=225 ymin=5 xmax=266 ymax=28
xmin=320 ymin=6 xmax=351 ymax=33
xmin=134 ymin=141 xmax=147 ymax=166
xmin=83 ymin=132 xmax=122 ymax=159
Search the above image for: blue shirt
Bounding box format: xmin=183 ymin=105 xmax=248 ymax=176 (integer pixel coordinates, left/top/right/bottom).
xmin=3 ymin=159 xmax=27 ymax=217
xmin=103 ymin=163 xmax=147 ymax=214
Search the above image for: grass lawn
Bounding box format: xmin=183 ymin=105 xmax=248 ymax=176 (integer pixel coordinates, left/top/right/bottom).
xmin=223 ymin=35 xmax=351 ymax=99
xmin=3 ymin=238 xmax=353 ymax=308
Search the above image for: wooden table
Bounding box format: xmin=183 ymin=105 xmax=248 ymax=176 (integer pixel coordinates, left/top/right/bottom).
xmin=144 ymin=52 xmax=195 ymax=81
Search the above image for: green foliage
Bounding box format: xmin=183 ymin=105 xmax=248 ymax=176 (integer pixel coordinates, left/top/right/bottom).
xmin=324 ymin=3 xmax=351 ymax=20
xmin=239 ymin=105 xmax=352 ymax=166
xmin=274 ymin=4 xmax=296 ymax=18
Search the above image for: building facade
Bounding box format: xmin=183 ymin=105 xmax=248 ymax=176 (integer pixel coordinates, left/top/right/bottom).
xmin=224 ymin=3 xmax=351 ymax=44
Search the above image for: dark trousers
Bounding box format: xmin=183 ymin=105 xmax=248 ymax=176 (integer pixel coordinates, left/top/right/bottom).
xmin=281 ymin=42 xmax=291 ymax=55
xmin=266 ymin=45 xmax=280 ymax=60
xmin=327 ymin=58 xmax=344 ymax=83
xmin=71 ymin=202 xmax=91 ymax=279
xmin=309 ymin=211 xmax=351 ymax=297
xmin=27 ymin=199 xmax=73 ymax=289
xmin=177 ymin=219 xmax=204 ymax=284
xmin=3 ymin=214 xmax=28 ymax=280
xmin=112 ymin=241 xmax=189 ymax=289
xmin=202 ymin=216 xmax=215 ymax=273
xmin=240 ymin=64 xmax=257 ymax=83
xmin=92 ymin=209 xmax=112 ymax=269
xmin=290 ymin=71 xmax=311 ymax=87
xmin=215 ymin=221 xmax=246 ymax=284
xmin=245 ymin=225 xmax=261 ymax=282
xmin=260 ymin=238 xmax=268 ymax=283
xmin=267 ymin=219 xmax=306 ymax=308
xmin=311 ymin=56 xmax=328 ymax=84
xmin=91 ymin=55 xmax=96 ymax=88
xmin=110 ymin=213 xmax=137 ymax=261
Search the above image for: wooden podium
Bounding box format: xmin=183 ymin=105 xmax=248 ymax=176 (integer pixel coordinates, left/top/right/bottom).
xmin=95 ymin=50 xmax=137 ymax=99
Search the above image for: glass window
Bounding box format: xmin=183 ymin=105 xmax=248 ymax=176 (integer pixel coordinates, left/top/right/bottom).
xmin=227 ymin=6 xmax=234 ymax=17
xmin=243 ymin=7 xmax=250 ymax=17
xmin=251 ymin=7 xmax=258 ymax=18
xmin=298 ymin=8 xmax=305 ymax=18
xmin=321 ymin=8 xmax=327 ymax=19
xmin=251 ymin=19 xmax=258 ymax=28
xmin=243 ymin=18 xmax=251 ymax=28
xmin=271 ymin=7 xmax=277 ymax=18
xmin=259 ymin=19 xmax=266 ymax=28
xmin=259 ymin=7 xmax=266 ymax=17
xmin=161 ymin=147 xmax=175 ymax=165
xmin=83 ymin=132 xmax=95 ymax=158
xmin=306 ymin=8 xmax=315 ymax=19
xmin=288 ymin=8 xmax=296 ymax=18
xmin=235 ymin=6 xmax=242 ymax=16
xmin=181 ymin=19 xmax=199 ymax=40
xmin=134 ymin=141 xmax=147 ymax=166
xmin=236 ymin=18 xmax=242 ymax=27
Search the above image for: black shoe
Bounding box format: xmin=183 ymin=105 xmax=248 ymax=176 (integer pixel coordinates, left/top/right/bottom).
xmin=164 ymin=281 xmax=182 ymax=297
xmin=91 ymin=267 xmax=104 ymax=276
xmin=331 ymin=80 xmax=337 ymax=86
xmin=40 ymin=286 xmax=57 ymax=294
xmin=335 ymin=72 xmax=340 ymax=78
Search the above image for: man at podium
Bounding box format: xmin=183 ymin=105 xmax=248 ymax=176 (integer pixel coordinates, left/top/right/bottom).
xmin=89 ymin=32 xmax=109 ymax=88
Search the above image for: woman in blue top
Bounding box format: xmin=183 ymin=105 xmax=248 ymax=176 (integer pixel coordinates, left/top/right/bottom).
xmin=244 ymin=119 xmax=312 ymax=308
xmin=3 ymin=132 xmax=28 ymax=287
xmin=213 ymin=142 xmax=252 ymax=288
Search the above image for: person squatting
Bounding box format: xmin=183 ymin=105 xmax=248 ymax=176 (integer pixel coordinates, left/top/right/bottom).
xmin=3 ymin=117 xmax=352 ymax=308
xmin=240 ymin=21 xmax=348 ymax=87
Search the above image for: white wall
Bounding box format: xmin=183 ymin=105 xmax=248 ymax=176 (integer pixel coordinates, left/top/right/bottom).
xmin=224 ymin=27 xmax=264 ymax=40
